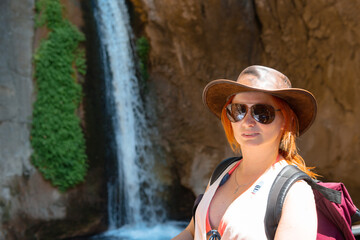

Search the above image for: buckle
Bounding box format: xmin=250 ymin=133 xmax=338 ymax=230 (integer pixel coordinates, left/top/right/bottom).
xmin=207 ymin=230 xmax=221 ymax=240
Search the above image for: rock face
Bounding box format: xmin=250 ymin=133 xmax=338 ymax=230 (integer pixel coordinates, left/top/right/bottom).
xmin=139 ymin=0 xmax=261 ymax=196
xmin=134 ymin=0 xmax=360 ymax=214
xmin=253 ymin=0 xmax=360 ymax=199
xmin=0 ymin=0 xmax=36 ymax=237
xmin=0 ymin=0 xmax=107 ymax=239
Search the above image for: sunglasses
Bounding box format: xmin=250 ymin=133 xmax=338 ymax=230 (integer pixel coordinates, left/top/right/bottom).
xmin=226 ymin=103 xmax=281 ymax=124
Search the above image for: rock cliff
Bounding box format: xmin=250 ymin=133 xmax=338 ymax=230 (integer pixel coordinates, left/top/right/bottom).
xmin=253 ymin=0 xmax=360 ymax=200
xmin=0 ymin=0 xmax=107 ymax=239
xmin=133 ymin=0 xmax=360 ymax=212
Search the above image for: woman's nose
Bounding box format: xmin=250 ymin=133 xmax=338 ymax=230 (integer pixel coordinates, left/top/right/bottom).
xmin=242 ymin=110 xmax=256 ymax=127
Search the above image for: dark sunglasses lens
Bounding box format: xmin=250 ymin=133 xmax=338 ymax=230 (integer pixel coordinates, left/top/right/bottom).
xmin=226 ymin=104 xmax=247 ymax=122
xmin=252 ymin=104 xmax=276 ymax=124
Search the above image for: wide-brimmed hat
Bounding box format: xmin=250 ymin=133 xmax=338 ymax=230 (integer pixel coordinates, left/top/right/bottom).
xmin=202 ymin=65 xmax=317 ymax=135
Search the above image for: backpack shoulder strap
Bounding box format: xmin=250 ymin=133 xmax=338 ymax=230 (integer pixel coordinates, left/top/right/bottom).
xmin=264 ymin=165 xmax=308 ymax=239
xmin=209 ymin=156 xmax=242 ymax=185
xmin=264 ymin=165 xmax=342 ymax=240
xmin=352 ymin=209 xmax=360 ymax=223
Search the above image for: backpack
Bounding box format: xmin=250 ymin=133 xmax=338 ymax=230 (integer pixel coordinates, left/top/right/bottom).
xmin=266 ymin=164 xmax=360 ymax=239
xmin=192 ymin=157 xmax=360 ymax=239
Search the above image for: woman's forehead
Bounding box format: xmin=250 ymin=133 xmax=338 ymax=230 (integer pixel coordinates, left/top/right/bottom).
xmin=232 ymin=92 xmax=276 ymax=104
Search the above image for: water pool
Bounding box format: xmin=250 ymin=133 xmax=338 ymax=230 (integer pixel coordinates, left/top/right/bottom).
xmin=92 ymin=221 xmax=186 ymax=240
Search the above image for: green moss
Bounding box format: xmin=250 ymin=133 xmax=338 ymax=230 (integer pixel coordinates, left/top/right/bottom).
xmin=136 ymin=36 xmax=150 ymax=87
xmin=31 ymin=0 xmax=87 ymax=192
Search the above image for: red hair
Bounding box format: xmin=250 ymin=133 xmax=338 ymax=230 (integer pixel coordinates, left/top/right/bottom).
xmin=221 ymin=96 xmax=239 ymax=152
xmin=220 ymin=95 xmax=318 ymax=178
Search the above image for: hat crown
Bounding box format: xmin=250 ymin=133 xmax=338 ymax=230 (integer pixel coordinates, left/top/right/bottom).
xmin=237 ymin=65 xmax=291 ymax=91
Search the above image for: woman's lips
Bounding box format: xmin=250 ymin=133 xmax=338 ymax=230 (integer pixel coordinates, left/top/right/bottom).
xmin=242 ymin=133 xmax=259 ymax=138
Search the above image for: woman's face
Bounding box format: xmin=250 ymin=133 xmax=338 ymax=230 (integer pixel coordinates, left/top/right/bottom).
xmin=230 ymin=92 xmax=284 ymax=149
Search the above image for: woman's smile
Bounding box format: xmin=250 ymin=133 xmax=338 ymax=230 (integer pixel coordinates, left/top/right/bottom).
xmin=241 ymin=132 xmax=259 ymax=138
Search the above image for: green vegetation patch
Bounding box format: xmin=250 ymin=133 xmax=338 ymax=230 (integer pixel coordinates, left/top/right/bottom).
xmin=31 ymin=0 xmax=87 ymax=191
xmin=136 ymin=36 xmax=150 ymax=83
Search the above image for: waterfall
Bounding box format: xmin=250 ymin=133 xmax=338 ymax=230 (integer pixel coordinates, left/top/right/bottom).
xmin=93 ymin=0 xmax=165 ymax=229
xmin=91 ymin=0 xmax=185 ymax=238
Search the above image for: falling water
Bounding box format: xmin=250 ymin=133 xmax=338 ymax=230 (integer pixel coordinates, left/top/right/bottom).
xmin=92 ymin=0 xmax=184 ymax=239
xmin=94 ymin=0 xmax=143 ymax=227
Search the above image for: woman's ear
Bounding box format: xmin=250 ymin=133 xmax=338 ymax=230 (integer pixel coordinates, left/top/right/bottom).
xmin=279 ymin=110 xmax=286 ymax=132
xmin=281 ymin=120 xmax=286 ymax=131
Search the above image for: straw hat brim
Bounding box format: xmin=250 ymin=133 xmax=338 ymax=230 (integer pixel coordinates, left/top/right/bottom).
xmin=202 ymin=79 xmax=317 ymax=135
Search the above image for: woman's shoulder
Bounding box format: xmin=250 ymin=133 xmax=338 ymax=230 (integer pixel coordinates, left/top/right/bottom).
xmin=274 ymin=161 xmax=315 ymax=201
xmin=287 ymin=180 xmax=315 ymax=204
xmin=275 ymin=160 xmax=314 ymax=197
xmin=275 ymin=180 xmax=317 ymax=239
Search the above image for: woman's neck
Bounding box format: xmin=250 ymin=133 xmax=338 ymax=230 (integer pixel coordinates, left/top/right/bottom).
xmin=239 ymin=146 xmax=280 ymax=176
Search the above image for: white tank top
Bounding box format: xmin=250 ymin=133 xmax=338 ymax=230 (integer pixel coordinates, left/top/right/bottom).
xmin=194 ymin=159 xmax=305 ymax=240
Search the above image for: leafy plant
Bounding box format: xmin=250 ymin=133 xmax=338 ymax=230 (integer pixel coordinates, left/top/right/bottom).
xmin=31 ymin=0 xmax=87 ymax=191
xmin=136 ymin=36 xmax=150 ymax=82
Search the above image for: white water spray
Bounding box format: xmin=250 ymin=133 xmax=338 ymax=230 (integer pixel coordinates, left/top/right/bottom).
xmin=92 ymin=0 xmax=185 ymax=238
xmin=93 ymin=0 xmax=164 ymax=229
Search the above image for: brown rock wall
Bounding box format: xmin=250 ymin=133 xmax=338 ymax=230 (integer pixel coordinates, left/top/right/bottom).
xmin=140 ymin=0 xmax=262 ymax=196
xmin=254 ymin=0 xmax=360 ymax=204
xmin=137 ymin=0 xmax=360 ymax=211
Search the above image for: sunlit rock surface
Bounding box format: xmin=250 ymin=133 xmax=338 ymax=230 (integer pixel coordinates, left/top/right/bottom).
xmin=254 ymin=0 xmax=360 ymax=197
xmin=137 ymin=0 xmax=360 ymax=208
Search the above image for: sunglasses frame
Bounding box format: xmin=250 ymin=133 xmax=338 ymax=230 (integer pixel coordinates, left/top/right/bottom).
xmin=226 ymin=103 xmax=281 ymax=124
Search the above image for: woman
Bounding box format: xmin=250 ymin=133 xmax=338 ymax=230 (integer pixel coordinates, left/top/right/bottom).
xmin=172 ymin=65 xmax=318 ymax=240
